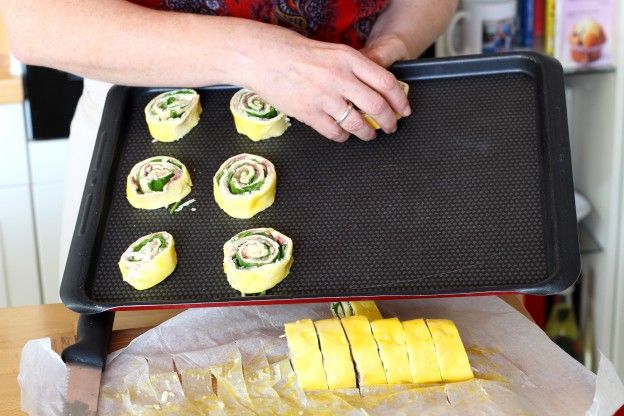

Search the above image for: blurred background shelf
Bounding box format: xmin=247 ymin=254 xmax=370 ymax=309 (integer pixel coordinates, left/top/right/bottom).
xmin=579 ymin=223 xmax=602 ymax=255
xmin=435 ymin=0 xmax=622 ymax=378
xmin=516 ymin=37 xmax=616 ymax=76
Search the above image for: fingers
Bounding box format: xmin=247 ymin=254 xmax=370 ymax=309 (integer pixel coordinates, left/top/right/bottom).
xmin=341 ymin=78 xmax=397 ymax=134
xmin=311 ymin=114 xmax=350 ymax=143
xmin=325 ymin=99 xmax=376 ymax=141
xmin=349 ymin=52 xmax=411 ymax=117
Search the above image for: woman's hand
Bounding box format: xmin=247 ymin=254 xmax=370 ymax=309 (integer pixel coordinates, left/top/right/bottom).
xmin=3 ymin=0 xmax=454 ymax=143
xmin=237 ymin=27 xmax=411 ymax=142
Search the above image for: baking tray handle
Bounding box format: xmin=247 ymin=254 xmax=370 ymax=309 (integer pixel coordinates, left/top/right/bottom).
xmin=60 ymin=86 xmax=130 ymax=314
xmin=62 ymin=312 xmax=115 ymax=369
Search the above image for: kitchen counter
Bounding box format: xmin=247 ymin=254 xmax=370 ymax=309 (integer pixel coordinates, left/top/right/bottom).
xmin=0 ymin=15 xmax=23 ymax=104
xmin=1 ymin=304 xmax=181 ymax=416
xmin=1 ymin=296 xmax=529 ymax=415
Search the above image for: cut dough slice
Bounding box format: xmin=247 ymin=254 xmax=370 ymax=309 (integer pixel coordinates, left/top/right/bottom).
xmin=126 ymin=156 xmax=192 ymax=210
xmin=402 ymin=319 xmax=443 ymax=384
xmin=426 ymin=319 xmax=474 ymax=382
xmin=285 ymin=319 xmax=328 ymax=391
xmin=118 ymin=232 xmax=176 ymax=290
xmin=223 ymin=228 xmax=293 ymax=294
xmin=314 ymin=319 xmax=356 ymax=389
xmin=213 ymin=153 xmax=276 ymax=219
xmin=230 ymin=89 xmax=290 ymax=141
xmin=331 ymin=301 xmax=382 ymax=321
xmin=340 ymin=316 xmax=387 ymax=387
xmin=144 ymin=89 xmax=201 ymax=142
xmin=370 ymin=318 xmax=412 ymax=384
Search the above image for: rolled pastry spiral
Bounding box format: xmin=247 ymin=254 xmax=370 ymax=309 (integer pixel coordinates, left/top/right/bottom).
xmin=144 ymin=89 xmax=202 ymax=142
xmin=362 ymin=81 xmax=410 ymax=129
xmin=118 ymin=232 xmax=177 ymax=290
xmin=213 ymin=154 xmax=276 ymax=219
xmin=126 ymin=156 xmax=192 ymax=210
xmin=230 ymin=89 xmax=290 ymax=141
xmin=223 ymin=228 xmax=294 ymax=294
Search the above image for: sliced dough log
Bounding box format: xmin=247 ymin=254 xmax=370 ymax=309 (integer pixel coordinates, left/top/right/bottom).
xmin=340 ymin=316 xmax=387 ymax=387
xmin=370 ymin=318 xmax=413 ymax=384
xmin=286 ymin=317 xmax=473 ymax=391
xmin=426 ymin=319 xmax=474 ymax=382
xmin=314 ymin=319 xmax=356 ymax=389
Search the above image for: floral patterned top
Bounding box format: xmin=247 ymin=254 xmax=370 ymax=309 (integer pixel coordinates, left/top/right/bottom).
xmin=130 ymin=0 xmax=390 ymax=48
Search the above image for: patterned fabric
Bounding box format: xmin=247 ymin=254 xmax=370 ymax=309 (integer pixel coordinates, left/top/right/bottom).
xmin=129 ymin=0 xmax=389 ymax=48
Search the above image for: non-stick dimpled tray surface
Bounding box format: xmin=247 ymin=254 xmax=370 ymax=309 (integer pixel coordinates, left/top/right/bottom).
xmin=61 ymin=52 xmax=579 ymax=313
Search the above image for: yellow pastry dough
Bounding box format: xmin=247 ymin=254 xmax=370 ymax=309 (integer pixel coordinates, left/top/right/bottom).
xmin=285 ymin=319 xmax=328 ymax=391
xmin=144 ymin=89 xmax=201 ymax=142
xmin=314 ymin=319 xmax=356 ymax=389
xmin=331 ymin=301 xmax=382 ymax=321
xmin=370 ymin=318 xmax=412 ymax=384
xmin=362 ymin=81 xmax=410 ymax=129
xmin=402 ymin=319 xmax=443 ymax=384
xmin=230 ymin=89 xmax=290 ymax=141
xmin=126 ymin=156 xmax=192 ymax=210
xmin=118 ymin=232 xmax=176 ymax=290
xmin=213 ymin=154 xmax=276 ymax=219
xmin=340 ymin=316 xmax=387 ymax=386
xmin=223 ymin=228 xmax=293 ymax=294
xmin=426 ymin=319 xmax=474 ymax=382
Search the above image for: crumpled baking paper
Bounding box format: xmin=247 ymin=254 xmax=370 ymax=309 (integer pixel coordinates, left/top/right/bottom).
xmin=18 ymin=296 xmax=624 ymax=415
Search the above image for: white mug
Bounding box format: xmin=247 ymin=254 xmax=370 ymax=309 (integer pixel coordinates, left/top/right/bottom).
xmin=445 ymin=0 xmax=517 ymax=56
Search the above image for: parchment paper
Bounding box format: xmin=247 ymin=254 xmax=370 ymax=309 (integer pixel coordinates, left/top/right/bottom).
xmin=18 ymin=296 xmax=624 ymax=415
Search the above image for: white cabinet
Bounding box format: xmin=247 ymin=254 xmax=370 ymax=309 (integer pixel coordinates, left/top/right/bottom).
xmin=28 ymin=139 xmax=68 ymax=304
xmin=0 ymin=103 xmax=29 ymax=186
xmin=566 ymin=6 xmax=624 ymax=378
xmin=0 ymin=102 xmax=41 ymax=307
xmin=0 ymin=186 xmax=41 ymax=306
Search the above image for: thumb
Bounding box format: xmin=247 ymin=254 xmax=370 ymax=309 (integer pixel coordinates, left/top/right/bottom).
xmin=362 ymin=46 xmax=394 ymax=68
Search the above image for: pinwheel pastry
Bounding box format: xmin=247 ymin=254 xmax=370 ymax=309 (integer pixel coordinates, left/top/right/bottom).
xmin=126 ymin=156 xmax=192 ymax=210
xmin=144 ymin=89 xmax=201 ymax=142
xmin=213 ymin=153 xmax=276 ymax=219
xmin=118 ymin=232 xmax=177 ymax=290
xmin=362 ymin=80 xmax=410 ymax=129
xmin=229 ymin=89 xmax=290 ymax=141
xmin=223 ymin=228 xmax=293 ymax=295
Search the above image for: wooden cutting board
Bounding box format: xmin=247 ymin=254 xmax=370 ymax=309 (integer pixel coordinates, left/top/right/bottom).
xmin=0 ymin=13 xmax=23 ymax=104
xmin=2 ymin=297 xmax=530 ymax=415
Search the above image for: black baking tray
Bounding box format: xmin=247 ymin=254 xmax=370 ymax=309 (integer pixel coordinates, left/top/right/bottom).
xmin=61 ymin=52 xmax=579 ymax=314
